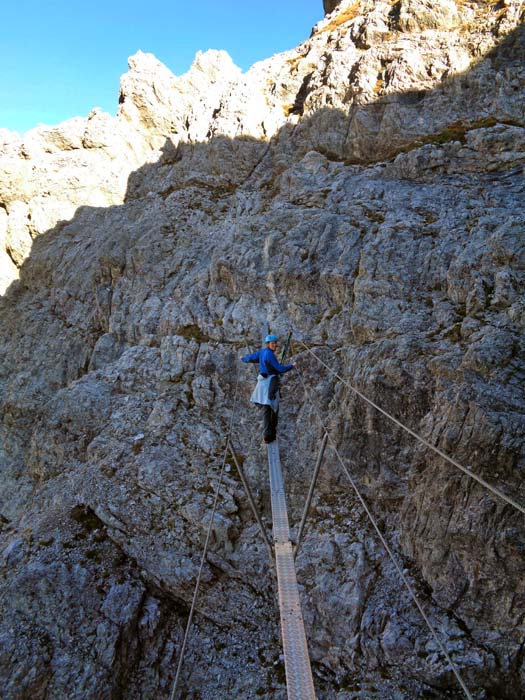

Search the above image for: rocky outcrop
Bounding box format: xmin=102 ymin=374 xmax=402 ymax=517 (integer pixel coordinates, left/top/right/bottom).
xmin=1 ymin=2 xmax=524 ymax=699
xmin=398 ymin=0 xmax=461 ymax=32
xmin=324 ymin=0 xmax=344 ymax=14
xmin=2 ymin=1 xmax=523 ymax=289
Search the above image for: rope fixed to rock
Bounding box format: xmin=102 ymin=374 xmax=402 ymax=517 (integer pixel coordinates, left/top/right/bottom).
xmin=293 ymin=365 xmax=474 ymax=700
xmin=262 ymin=282 xmax=477 ymax=697
xmin=169 ymin=362 xmax=242 ymax=700
xmin=296 ymin=340 xmax=525 ymax=517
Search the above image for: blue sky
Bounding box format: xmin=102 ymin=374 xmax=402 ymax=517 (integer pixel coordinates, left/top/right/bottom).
xmin=1 ymin=1 xmax=323 ymax=135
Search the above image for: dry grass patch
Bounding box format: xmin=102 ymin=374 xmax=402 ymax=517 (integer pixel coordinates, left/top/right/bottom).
xmin=373 ymin=78 xmax=385 ymax=94
xmin=286 ymin=55 xmax=302 ymax=73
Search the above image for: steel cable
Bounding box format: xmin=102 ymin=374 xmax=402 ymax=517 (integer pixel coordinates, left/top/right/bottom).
xmin=294 ymin=340 xmax=525 ymax=517
xmin=264 ymin=281 xmax=473 ymax=696
xmin=260 ymin=266 xmax=517 ymax=696
xmin=294 ymin=366 xmax=474 ymax=700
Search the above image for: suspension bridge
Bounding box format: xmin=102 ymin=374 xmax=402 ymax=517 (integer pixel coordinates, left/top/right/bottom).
xmin=168 ymin=331 xmax=524 ymax=700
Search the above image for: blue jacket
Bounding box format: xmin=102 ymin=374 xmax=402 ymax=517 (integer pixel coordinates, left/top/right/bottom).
xmin=242 ymin=347 xmax=294 ymax=376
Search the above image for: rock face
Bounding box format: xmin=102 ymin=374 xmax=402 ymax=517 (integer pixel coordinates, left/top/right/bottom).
xmin=324 ymin=0 xmax=344 ymax=14
xmin=1 ymin=2 xmax=524 ymax=699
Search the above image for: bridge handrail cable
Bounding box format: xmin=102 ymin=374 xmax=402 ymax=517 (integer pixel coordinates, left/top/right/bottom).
xmin=295 ymin=340 xmax=525 ymax=517
xmin=294 ymin=366 xmax=474 ymax=700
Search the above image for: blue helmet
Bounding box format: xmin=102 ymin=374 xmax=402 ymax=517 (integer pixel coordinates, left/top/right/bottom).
xmin=265 ymin=334 xmax=278 ymax=343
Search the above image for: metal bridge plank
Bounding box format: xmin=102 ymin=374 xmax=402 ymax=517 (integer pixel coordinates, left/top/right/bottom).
xmin=268 ymin=441 xmax=316 ymax=700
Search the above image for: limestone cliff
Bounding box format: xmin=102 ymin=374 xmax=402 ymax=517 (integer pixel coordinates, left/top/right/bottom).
xmin=0 ymin=2 xmax=524 ymax=699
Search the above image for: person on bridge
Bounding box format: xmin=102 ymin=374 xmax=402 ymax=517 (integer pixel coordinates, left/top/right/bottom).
xmin=241 ymin=334 xmax=294 ymax=444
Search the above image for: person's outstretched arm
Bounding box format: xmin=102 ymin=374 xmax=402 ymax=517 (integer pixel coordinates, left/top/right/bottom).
xmin=266 ymin=352 xmax=294 ymax=374
xmin=241 ymin=350 xmax=260 ymax=363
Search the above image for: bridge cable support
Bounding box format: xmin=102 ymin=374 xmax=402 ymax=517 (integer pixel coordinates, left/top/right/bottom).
xmin=296 ymin=341 xmax=525 ymax=517
xmin=227 ymin=438 xmax=275 ymax=565
xmin=294 ymin=432 xmax=328 ymax=560
xmin=294 ymin=367 xmax=474 ymax=700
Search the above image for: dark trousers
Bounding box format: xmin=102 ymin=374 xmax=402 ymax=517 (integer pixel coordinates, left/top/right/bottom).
xmin=262 ymin=376 xmax=279 ymax=442
xmin=262 ymin=405 xmax=279 ymax=442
